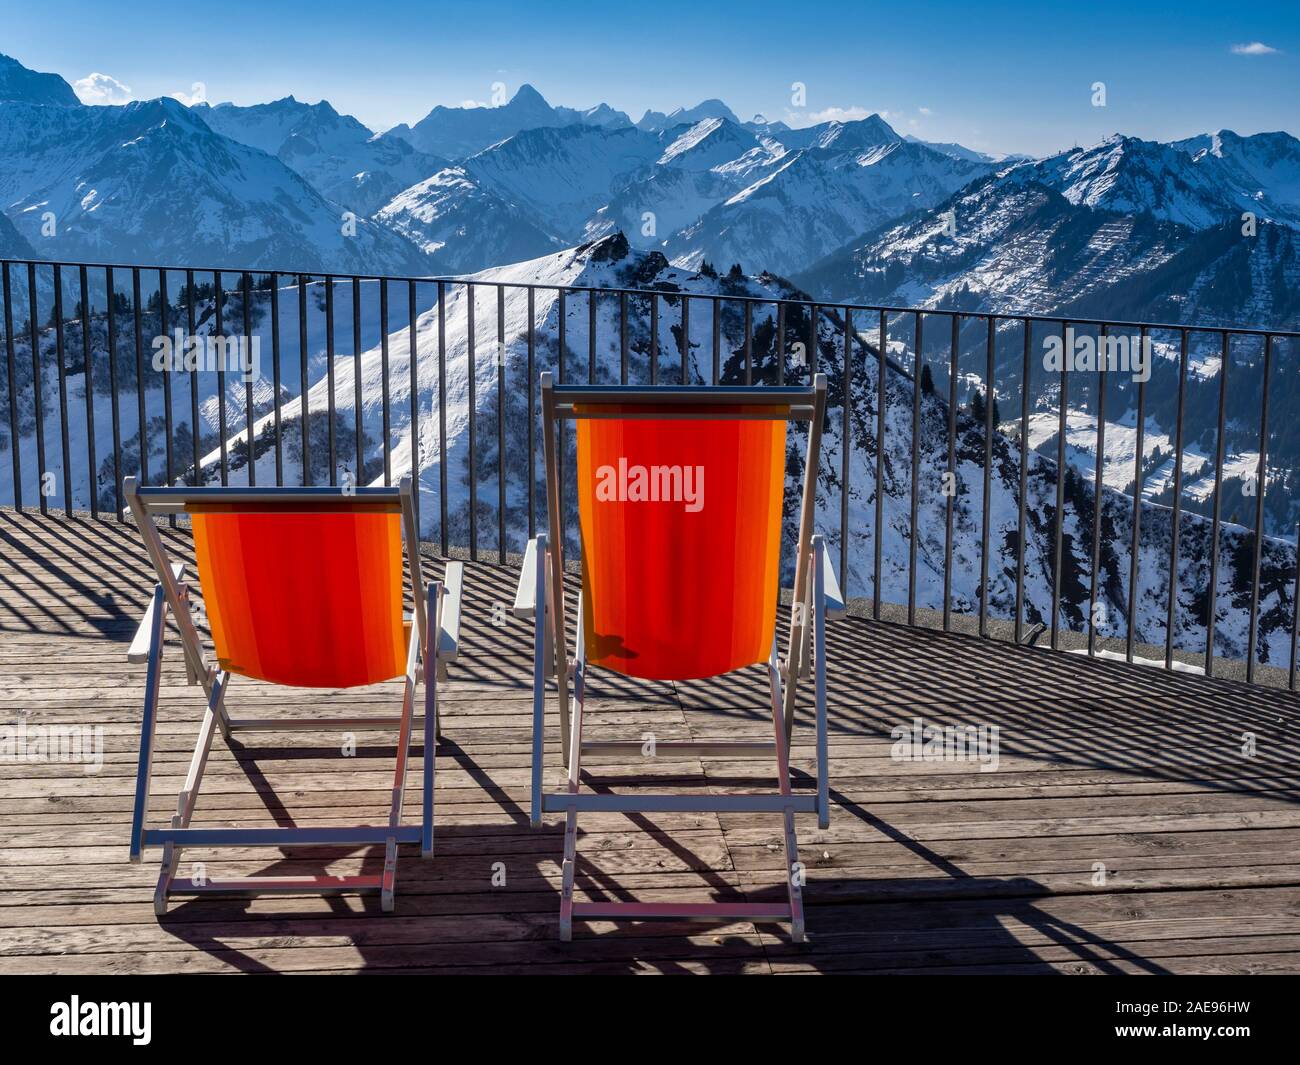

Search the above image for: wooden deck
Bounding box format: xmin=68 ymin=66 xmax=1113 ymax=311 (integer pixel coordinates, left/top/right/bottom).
xmin=2 ymin=506 xmax=1299 ymax=975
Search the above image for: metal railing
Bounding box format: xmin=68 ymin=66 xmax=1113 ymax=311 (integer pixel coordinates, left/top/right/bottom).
xmin=1 ymin=255 xmax=1298 ymax=688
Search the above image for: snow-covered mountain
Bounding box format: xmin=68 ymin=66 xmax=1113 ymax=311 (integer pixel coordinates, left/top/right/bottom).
xmin=797 ymin=147 xmax=1300 ymax=539
xmin=800 ymin=176 xmax=1189 ymax=313
xmin=664 ymin=135 xmax=991 ymax=274
xmin=0 ymin=53 xmax=79 ymax=107
xmin=389 ymin=84 xmax=633 ymax=160
xmin=0 ymin=211 xmax=35 ymax=259
xmin=0 ymin=93 xmax=431 ymax=273
xmin=1018 ymin=133 xmax=1300 ymax=230
xmin=194 ymin=96 xmax=451 ymax=216
xmin=636 ymin=98 xmax=740 ymax=132
xmin=462 ymin=124 xmax=665 ymax=236
xmin=375 ymin=167 xmax=564 ymax=272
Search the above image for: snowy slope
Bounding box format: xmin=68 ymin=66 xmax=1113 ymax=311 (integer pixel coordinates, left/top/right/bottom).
xmin=375 ymin=167 xmax=564 ymax=272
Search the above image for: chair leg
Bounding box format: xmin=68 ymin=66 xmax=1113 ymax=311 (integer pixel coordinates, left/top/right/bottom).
xmin=769 ymin=649 xmax=807 ymax=944
xmin=559 ymin=653 xmax=585 ymax=942
xmin=151 ymin=672 xmax=228 ymax=915
xmin=422 ymin=581 xmax=443 ymax=859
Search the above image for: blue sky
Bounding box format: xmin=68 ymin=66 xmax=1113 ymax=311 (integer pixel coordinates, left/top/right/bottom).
xmin=3 ymin=0 xmax=1297 ymax=156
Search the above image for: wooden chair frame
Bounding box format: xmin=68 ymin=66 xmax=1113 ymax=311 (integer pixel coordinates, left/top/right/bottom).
xmin=123 ymin=476 xmax=463 ymax=914
xmin=513 ymin=373 xmax=845 ymax=941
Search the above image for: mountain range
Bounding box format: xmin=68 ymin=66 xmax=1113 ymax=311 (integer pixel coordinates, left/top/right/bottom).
xmin=0 ymin=49 xmax=1297 ymax=547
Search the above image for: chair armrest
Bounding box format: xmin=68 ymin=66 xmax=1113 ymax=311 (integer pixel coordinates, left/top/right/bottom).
xmin=437 ymin=561 xmax=465 ymax=662
xmin=128 ymin=562 xmax=186 ymax=663
xmin=512 ymin=537 xmax=542 ymax=619
xmin=817 ymin=539 xmax=847 ymax=621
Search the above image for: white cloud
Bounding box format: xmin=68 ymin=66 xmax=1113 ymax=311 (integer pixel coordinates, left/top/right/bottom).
xmin=803 ymin=105 xmax=876 ymax=124
xmin=1231 ymin=41 xmax=1280 ymax=55
xmin=170 ymin=82 xmax=208 ymax=106
xmin=918 ymin=106 xmax=933 ymax=116
xmin=73 ymin=73 xmax=133 ymax=106
xmin=458 ymin=99 xmax=489 ymax=109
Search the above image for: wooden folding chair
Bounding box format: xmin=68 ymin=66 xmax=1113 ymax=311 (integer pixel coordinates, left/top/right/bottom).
xmin=514 ymin=373 xmax=844 ymax=941
xmin=124 ymin=476 xmax=464 ymax=914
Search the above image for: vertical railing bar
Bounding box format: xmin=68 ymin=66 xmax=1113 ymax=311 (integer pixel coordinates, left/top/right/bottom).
xmin=241 ymin=271 xmax=254 ymax=487
xmin=840 ymin=308 xmax=851 ymax=596
xmin=978 ymin=317 xmax=996 ymax=637
xmin=1050 ymin=320 xmax=1069 ymax=651
xmin=467 ymin=283 xmax=477 ymax=560
xmin=325 ymin=275 xmax=336 ymax=486
xmin=907 ymin=311 xmax=922 ymax=626
xmin=110 ymin=268 xmax=124 ymax=512
xmin=270 ymin=273 xmax=283 ymax=486
xmin=297 ymin=273 xmax=309 ymax=486
xmin=212 ymin=271 xmax=226 ymax=486
xmin=157 ymin=269 xmax=171 ymax=523
xmin=588 ymin=288 xmax=596 ymax=384
xmin=54 ymin=265 xmax=71 ymax=514
xmin=776 ymin=302 xmax=786 ymax=387
xmin=743 ymin=300 xmax=753 ymax=385
xmin=409 ymin=279 xmax=421 ymax=537
xmin=379 ymin=279 xmax=391 ymax=486
xmin=809 ymin=303 xmax=818 ymax=375
xmin=1088 ymin=325 xmax=1108 ymax=656
xmin=1164 ymin=329 xmax=1189 ymax=669
xmin=558 ymin=287 xmax=566 ymax=552
xmin=1014 ymin=319 xmax=1031 ymax=643
xmin=527 ymin=286 xmax=536 ymax=538
xmin=185 ymin=270 xmax=198 ymax=487
xmin=1205 ymin=331 xmax=1230 ymax=677
xmin=1246 ymin=334 xmax=1272 ymax=683
xmin=619 ymin=290 xmax=628 ymax=385
xmin=79 ymin=264 xmax=97 ymax=519
xmin=437 ymin=280 xmax=447 ymax=554
xmin=1125 ymin=326 xmax=1147 ymax=663
xmin=27 ymin=263 xmax=46 ymax=516
xmin=711 ymin=296 xmax=720 ymax=385
xmin=1290 ymin=518 xmax=1299 ymax=692
xmin=943 ymin=315 xmax=959 ymax=631
xmin=2 ymin=265 xmax=21 ymax=510
xmin=352 ymin=275 xmax=363 ymax=486
xmin=650 ymin=292 xmax=659 ymax=385
xmin=680 ymin=294 xmax=690 ymax=384
xmin=132 ymin=267 xmax=151 ymax=490
xmin=498 ymin=284 xmax=507 ymax=563
xmin=873 ymin=309 xmax=886 ymax=621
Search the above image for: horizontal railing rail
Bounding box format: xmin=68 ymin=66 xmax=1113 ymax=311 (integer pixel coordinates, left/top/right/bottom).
xmin=1 ymin=255 xmax=1297 ymax=690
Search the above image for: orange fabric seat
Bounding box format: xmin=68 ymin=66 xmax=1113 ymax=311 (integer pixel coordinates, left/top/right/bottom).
xmin=189 ymin=504 xmax=408 ymax=688
xmin=575 ymin=408 xmax=786 ymax=680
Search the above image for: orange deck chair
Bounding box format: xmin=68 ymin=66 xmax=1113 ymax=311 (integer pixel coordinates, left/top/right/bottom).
xmin=514 ymin=373 xmax=844 ymax=941
xmin=123 ymin=477 xmax=462 ymax=914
